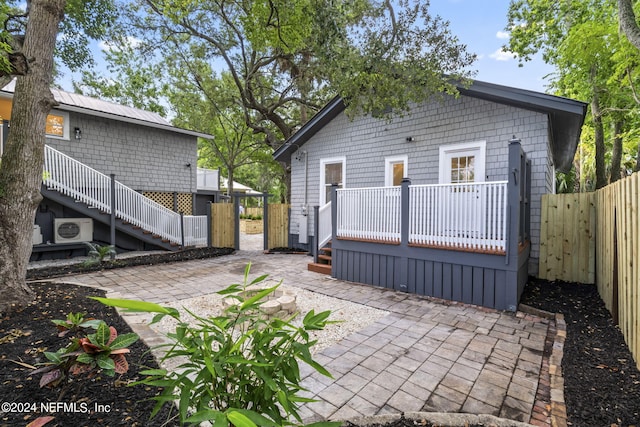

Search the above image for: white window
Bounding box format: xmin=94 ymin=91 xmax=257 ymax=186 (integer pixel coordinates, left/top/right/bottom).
xmin=439 ymin=141 xmax=486 ymax=184
xmin=385 ymin=155 xmax=408 ymax=186
xmin=319 ymin=157 xmax=345 ymax=205
xmin=45 ymin=110 xmax=70 ymax=140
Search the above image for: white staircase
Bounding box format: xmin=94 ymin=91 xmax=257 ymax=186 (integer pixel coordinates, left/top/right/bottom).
xmin=43 ymin=145 xmax=207 ymax=247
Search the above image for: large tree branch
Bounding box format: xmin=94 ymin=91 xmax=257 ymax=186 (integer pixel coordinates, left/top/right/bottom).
xmin=618 ymin=0 xmax=640 ymax=50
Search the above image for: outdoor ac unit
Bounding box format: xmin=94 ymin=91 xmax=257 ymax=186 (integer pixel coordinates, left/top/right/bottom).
xmin=54 ymin=218 xmax=93 ymax=244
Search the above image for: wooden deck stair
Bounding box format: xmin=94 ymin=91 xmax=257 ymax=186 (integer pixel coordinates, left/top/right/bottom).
xmin=308 ymin=242 xmax=332 ymax=274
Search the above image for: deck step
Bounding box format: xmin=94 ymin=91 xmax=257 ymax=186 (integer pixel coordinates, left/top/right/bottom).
xmin=320 ymin=246 xmax=332 ymax=253
xmin=308 ymin=262 xmax=331 ymax=275
xmin=318 ymin=254 xmax=332 ymax=263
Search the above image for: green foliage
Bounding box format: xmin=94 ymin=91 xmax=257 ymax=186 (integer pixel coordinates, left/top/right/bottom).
xmin=505 ymin=0 xmax=640 ymax=189
xmin=240 ymin=214 xmax=263 ymax=220
xmin=82 ymin=0 xmax=475 ymax=146
xmin=93 ymin=264 xmax=338 ymax=427
xmin=31 ymin=312 xmax=139 ymax=388
xmin=82 ymin=242 xmax=116 ymax=266
xmin=2 ymin=0 xmax=118 ymax=76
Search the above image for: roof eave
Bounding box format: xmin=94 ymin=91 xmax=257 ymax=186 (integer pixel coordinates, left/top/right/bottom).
xmin=273 ymin=96 xmax=345 ymax=162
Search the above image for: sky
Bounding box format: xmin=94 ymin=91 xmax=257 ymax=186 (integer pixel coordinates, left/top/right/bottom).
xmin=429 ymin=0 xmax=555 ymax=92
xmin=56 ymin=0 xmax=555 ymax=94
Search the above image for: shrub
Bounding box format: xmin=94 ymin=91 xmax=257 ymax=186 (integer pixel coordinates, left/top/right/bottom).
xmin=94 ymin=264 xmax=338 ymax=427
xmin=83 ymin=242 xmax=116 ymax=266
xmin=31 ymin=312 xmax=139 ymax=388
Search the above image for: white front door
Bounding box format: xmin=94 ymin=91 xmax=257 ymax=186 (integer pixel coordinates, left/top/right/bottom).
xmin=439 ymin=142 xmax=486 ymax=238
xmin=319 ymin=157 xmax=346 ymax=206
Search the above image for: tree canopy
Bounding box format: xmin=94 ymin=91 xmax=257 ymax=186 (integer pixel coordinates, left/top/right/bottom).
xmin=506 ymin=0 xmax=640 ymax=191
xmin=80 ymin=0 xmax=476 ymax=149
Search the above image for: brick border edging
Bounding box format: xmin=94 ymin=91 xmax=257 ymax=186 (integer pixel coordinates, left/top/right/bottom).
xmin=518 ymin=304 xmax=567 ymax=427
xmin=549 ymin=313 xmax=567 ymax=427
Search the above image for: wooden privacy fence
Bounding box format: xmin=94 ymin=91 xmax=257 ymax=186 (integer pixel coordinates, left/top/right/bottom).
xmin=596 ymin=173 xmax=638 ymax=370
xmin=210 ymin=203 xmax=234 ymax=248
xmin=539 ymin=172 xmax=639 ymax=369
xmin=267 ymin=204 xmax=289 ymax=249
xmin=539 ymin=192 xmax=596 ymax=283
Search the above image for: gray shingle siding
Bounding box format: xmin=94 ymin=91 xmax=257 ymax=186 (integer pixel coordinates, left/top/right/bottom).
xmin=290 ymin=95 xmax=553 ymax=273
xmin=46 ymin=111 xmax=197 ymax=193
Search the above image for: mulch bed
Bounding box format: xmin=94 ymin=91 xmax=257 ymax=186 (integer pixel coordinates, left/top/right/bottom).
xmin=3 ymin=249 xmax=640 ymax=427
xmin=27 ymin=246 xmax=234 ymax=280
xmin=0 ymin=282 xmax=180 ymax=427
xmin=521 ymin=278 xmax=640 ymax=427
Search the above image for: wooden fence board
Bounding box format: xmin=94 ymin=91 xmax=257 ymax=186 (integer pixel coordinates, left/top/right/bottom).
xmin=539 ymin=192 xmax=596 ymax=283
xmin=267 ymin=204 xmax=290 ymax=249
xmin=542 ymin=174 xmax=639 ymax=369
xmin=211 ymin=203 xmax=234 ymax=248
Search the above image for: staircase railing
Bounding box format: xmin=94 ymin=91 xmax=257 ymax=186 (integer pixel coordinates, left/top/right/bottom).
xmin=317 ymin=201 xmax=332 ymax=249
xmin=43 ymin=145 xmax=206 ymax=246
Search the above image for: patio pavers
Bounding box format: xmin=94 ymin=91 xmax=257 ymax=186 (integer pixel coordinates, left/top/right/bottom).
xmin=48 ymin=250 xmax=551 ymax=425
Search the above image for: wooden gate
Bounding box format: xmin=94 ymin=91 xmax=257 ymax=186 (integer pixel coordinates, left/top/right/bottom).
xmin=538 ymin=192 xmax=596 ymax=283
xmin=267 ymin=204 xmax=289 ymax=249
xmin=210 ymin=203 xmax=234 ymax=248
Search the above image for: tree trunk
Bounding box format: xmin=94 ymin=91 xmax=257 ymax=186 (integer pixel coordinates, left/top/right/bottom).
xmin=610 ymin=120 xmax=623 ymax=183
xmin=591 ymin=94 xmax=608 ymax=189
xmin=0 ymin=0 xmax=66 ymax=315
xmin=618 ymin=0 xmax=640 ymax=51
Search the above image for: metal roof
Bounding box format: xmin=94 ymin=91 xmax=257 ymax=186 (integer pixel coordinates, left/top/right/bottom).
xmin=273 ymin=80 xmax=588 ymax=173
xmin=1 ymin=79 xmax=213 ymax=139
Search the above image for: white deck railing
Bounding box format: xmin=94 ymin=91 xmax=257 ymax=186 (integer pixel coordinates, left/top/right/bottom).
xmin=44 ymin=145 xmax=207 ymax=246
xmin=317 ymin=201 xmax=332 ymax=248
xmin=409 ymin=181 xmax=508 ymax=252
xmin=335 ymin=181 xmax=508 ymax=252
xmin=197 ymin=167 xmax=219 ymax=190
xmin=337 ymin=187 xmax=402 ymax=242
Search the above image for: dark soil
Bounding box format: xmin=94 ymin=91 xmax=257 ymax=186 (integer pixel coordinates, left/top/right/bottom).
xmin=521 ymin=278 xmax=640 ymax=427
xmin=0 ymin=282 xmax=180 ymax=427
xmin=27 ymin=246 xmax=234 ymax=281
xmin=265 ymin=247 xmax=309 ymax=254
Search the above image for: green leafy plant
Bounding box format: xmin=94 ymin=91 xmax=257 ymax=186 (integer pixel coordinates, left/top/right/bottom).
xmin=31 ymin=313 xmax=139 ymax=388
xmin=93 ymin=264 xmax=339 ymax=427
xmin=83 ymin=242 xmax=116 ymax=266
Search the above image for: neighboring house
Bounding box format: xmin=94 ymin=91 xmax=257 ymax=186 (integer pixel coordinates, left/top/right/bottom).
xmin=0 ymin=80 xmax=216 ymax=257
xmin=274 ymin=79 xmax=587 ymax=311
xmin=220 ymin=177 xmax=262 ymax=196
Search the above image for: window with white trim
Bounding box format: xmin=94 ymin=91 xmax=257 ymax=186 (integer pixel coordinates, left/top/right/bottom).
xmin=439 ymin=141 xmax=486 ymax=184
xmin=319 ymin=157 xmax=345 ymax=205
xmin=385 ymin=155 xmax=408 ymax=186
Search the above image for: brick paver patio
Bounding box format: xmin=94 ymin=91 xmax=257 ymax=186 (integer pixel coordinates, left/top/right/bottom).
xmin=48 ymin=250 xmax=552 ymax=425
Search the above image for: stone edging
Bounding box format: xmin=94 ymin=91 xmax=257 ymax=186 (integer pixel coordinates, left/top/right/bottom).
xmin=343 ymin=412 xmax=535 ymax=427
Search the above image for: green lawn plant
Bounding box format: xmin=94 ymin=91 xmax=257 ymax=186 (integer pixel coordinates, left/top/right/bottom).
xmin=93 ymin=264 xmax=339 ymax=427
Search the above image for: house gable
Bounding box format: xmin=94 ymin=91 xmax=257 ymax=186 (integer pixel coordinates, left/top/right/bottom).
xmin=274 ymin=80 xmax=587 ymax=173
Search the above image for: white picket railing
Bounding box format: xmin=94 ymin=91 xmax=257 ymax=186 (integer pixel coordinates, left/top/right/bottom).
xmin=43 ymin=145 xmax=207 ymax=246
xmin=409 ymin=181 xmax=508 ymax=252
xmin=183 ymin=215 xmax=208 ymax=246
xmin=334 ymin=181 xmax=508 ymax=252
xmin=336 ymin=187 xmax=402 ymax=242
xmin=317 ymin=201 xmax=333 ymax=249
